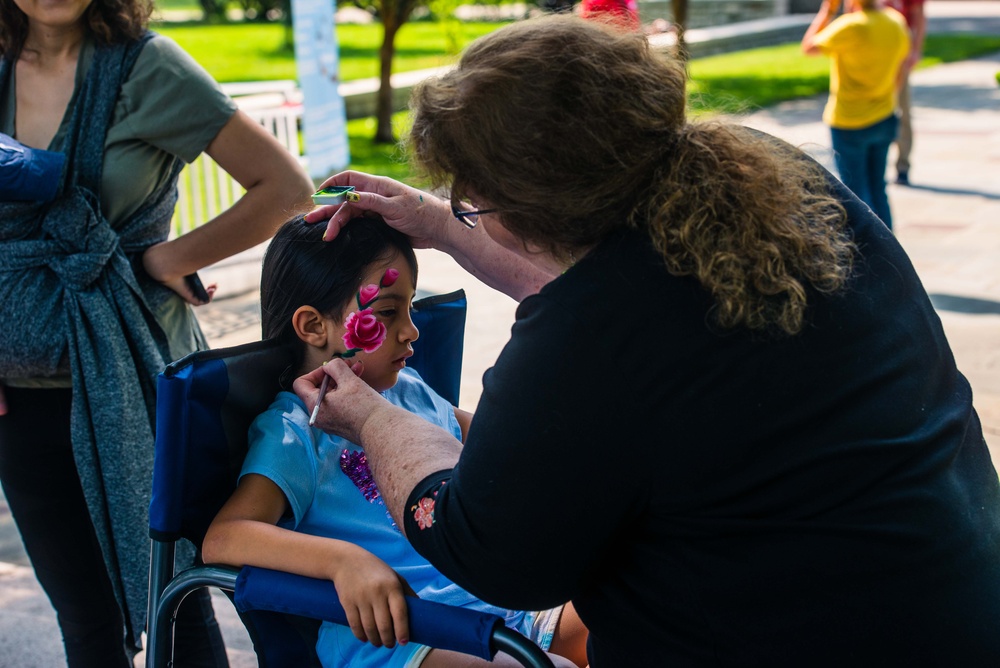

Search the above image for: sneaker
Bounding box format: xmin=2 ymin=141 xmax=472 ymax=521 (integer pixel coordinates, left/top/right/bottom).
xmin=895 ymin=171 xmax=910 ymax=186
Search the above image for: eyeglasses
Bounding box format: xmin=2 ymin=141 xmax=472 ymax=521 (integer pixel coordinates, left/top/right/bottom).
xmin=451 ymin=204 xmax=498 ymax=229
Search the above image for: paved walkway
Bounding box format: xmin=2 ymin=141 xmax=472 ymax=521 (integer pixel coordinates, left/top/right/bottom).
xmin=1 ymin=2 xmax=997 ymax=665
xmin=747 ymin=53 xmax=1000 ymax=452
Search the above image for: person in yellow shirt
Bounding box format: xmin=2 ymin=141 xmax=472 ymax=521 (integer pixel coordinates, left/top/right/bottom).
xmin=802 ymin=0 xmax=909 ymax=229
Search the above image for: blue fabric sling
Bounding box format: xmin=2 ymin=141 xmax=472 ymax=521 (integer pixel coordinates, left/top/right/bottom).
xmin=0 ymin=33 xmax=186 ymax=652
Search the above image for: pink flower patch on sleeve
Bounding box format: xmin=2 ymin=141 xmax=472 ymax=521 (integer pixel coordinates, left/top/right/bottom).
xmin=412 ymin=497 xmax=436 ymax=530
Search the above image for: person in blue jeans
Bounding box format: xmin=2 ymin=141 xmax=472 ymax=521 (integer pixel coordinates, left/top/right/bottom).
xmin=802 ymin=0 xmax=909 ymax=229
xmin=829 ymin=114 xmax=899 ymax=227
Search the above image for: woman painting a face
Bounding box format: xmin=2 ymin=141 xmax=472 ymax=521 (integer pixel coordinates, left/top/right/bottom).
xmin=300 ymin=15 xmax=1000 ymax=667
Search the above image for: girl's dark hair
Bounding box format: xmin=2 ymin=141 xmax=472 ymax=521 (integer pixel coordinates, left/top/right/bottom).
xmin=260 ymin=215 xmax=418 ymax=374
xmin=1 ymin=0 xmax=153 ymax=57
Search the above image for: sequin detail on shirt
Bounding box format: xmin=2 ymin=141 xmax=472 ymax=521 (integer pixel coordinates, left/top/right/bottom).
xmin=339 ymin=449 xmax=398 ymax=531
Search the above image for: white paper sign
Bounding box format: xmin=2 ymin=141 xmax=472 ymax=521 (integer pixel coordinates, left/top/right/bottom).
xmin=292 ymin=0 xmax=350 ymax=178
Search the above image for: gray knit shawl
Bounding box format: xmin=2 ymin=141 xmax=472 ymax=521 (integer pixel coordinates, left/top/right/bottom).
xmin=0 ymin=33 xmax=185 ymax=652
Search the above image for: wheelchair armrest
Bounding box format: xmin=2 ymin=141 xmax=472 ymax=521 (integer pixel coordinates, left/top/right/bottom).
xmin=233 ymin=566 xmax=554 ymax=666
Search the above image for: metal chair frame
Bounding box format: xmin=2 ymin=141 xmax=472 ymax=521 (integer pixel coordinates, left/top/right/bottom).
xmin=145 ymin=291 xmax=554 ymax=667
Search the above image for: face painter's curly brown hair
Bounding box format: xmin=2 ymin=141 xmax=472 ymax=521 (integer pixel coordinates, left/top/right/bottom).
xmin=408 ymin=14 xmax=854 ymax=336
xmin=0 ymin=0 xmax=152 ymax=58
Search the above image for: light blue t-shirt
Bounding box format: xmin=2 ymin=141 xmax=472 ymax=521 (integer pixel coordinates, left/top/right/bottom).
xmin=242 ymin=367 xmax=530 ymax=667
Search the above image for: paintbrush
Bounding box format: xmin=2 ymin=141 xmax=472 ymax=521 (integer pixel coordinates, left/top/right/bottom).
xmin=308 ymin=353 xmax=342 ymax=427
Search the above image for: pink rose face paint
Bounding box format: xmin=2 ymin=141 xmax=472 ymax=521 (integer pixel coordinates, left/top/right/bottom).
xmin=308 ymin=267 xmax=403 ymax=426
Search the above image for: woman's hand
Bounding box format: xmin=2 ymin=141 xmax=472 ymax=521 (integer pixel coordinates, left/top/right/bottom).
xmin=304 ymin=170 xmax=553 ymax=301
xmin=135 ymin=112 xmax=313 ymax=307
xmin=141 ymin=242 xmax=217 ymax=305
xmin=293 ymin=359 xmax=389 ymax=444
xmin=328 ymin=542 xmax=416 ymax=648
xmin=0 ymin=384 xmax=7 ymax=416
xmin=295 ymin=360 xmax=463 ymax=531
xmin=304 ymin=171 xmax=452 ymax=249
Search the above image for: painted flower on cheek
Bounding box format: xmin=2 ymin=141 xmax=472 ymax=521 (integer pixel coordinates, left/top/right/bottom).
xmin=381 ymin=268 xmax=399 ymax=288
xmin=339 ymin=268 xmax=399 ymax=358
xmin=343 ymin=308 xmax=387 ymax=353
xmin=358 ymin=284 xmax=380 ymax=309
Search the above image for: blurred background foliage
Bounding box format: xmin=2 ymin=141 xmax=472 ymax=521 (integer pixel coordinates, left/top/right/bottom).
xmin=151 ymin=1 xmax=1000 ymax=180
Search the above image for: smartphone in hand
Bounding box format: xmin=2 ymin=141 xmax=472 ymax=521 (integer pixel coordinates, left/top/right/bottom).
xmin=185 ymin=272 xmax=211 ymax=303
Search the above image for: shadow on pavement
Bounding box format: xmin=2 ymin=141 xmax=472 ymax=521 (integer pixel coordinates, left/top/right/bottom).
xmin=929 ymin=293 xmax=1000 ymax=315
xmin=912 ymin=81 xmax=1000 ymax=114
xmin=901 ymin=183 xmax=1000 ymax=199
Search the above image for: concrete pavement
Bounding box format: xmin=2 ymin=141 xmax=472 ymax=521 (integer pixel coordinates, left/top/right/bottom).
xmin=741 ymin=52 xmax=1000 ymax=461
xmin=1 ymin=2 xmax=998 ymax=664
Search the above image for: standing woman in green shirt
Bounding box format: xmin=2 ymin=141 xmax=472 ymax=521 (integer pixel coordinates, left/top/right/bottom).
xmin=0 ymin=0 xmax=315 ymax=664
xmin=801 ymin=0 xmax=909 ymax=229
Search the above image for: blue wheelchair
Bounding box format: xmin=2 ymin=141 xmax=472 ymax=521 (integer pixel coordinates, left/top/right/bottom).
xmin=145 ymin=290 xmax=554 ymax=667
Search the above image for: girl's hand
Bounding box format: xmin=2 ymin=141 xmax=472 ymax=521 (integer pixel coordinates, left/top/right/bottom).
xmin=0 ymin=384 xmax=7 ymax=416
xmin=304 ymin=171 xmax=451 ymax=249
xmin=329 ymin=542 xmax=415 ymax=648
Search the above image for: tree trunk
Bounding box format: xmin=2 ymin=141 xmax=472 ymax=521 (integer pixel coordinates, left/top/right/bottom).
xmin=672 ymin=0 xmax=689 ymax=62
xmin=375 ymin=20 xmax=400 ymax=144
xmin=282 ymin=0 xmax=294 ymax=50
xmin=199 ymin=0 xmax=228 ymax=22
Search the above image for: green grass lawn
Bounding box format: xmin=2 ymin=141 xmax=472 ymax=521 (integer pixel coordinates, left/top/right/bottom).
xmin=345 ymin=113 xmax=417 ymax=183
xmin=153 ymin=20 xmax=510 ymax=82
xmin=156 ymin=0 xmax=201 ymax=9
xmin=157 ymin=18 xmax=1000 ymax=94
xmin=688 ymin=34 xmax=1000 ymax=115
xmin=154 ymin=18 xmax=1000 ymax=183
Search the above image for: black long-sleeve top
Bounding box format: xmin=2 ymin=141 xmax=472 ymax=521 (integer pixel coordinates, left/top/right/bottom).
xmin=405 ymin=165 xmax=1000 ymax=666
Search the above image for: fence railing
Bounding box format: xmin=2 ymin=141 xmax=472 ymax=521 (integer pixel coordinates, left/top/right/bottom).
xmin=171 ymin=82 xmax=306 ymax=238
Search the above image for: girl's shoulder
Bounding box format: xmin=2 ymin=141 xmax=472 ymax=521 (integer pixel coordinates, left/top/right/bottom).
xmin=247 ymin=391 xmax=349 ymax=473
xmin=251 ymin=390 xmax=311 ymax=437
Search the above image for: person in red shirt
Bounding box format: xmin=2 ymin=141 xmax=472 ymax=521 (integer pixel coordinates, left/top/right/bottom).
xmin=579 ymin=0 xmax=641 ymax=31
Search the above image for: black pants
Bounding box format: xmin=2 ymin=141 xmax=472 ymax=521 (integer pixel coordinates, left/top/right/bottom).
xmin=0 ymin=386 xmax=229 ymax=668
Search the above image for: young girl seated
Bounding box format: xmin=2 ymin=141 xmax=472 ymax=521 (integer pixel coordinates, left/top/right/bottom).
xmin=202 ymin=215 xmax=588 ymax=668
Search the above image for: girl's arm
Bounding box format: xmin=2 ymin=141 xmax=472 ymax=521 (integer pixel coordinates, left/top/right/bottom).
xmin=141 ymin=110 xmax=314 ymax=304
xmin=453 ymin=407 xmax=474 ymax=443
xmin=202 ymin=473 xmax=413 ymax=648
